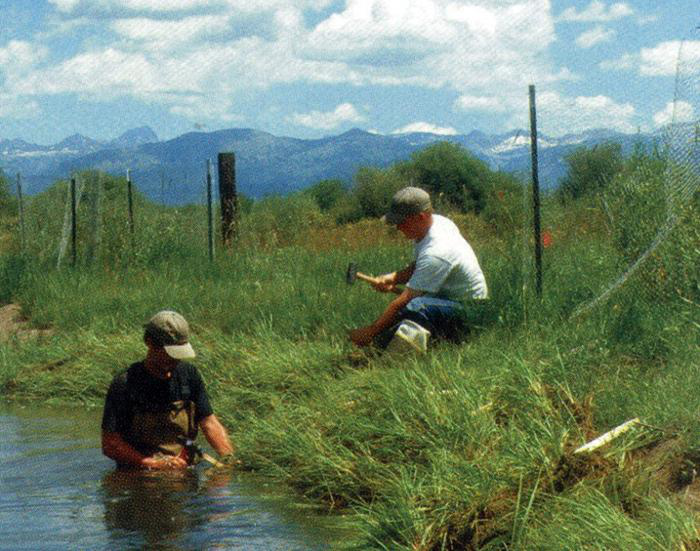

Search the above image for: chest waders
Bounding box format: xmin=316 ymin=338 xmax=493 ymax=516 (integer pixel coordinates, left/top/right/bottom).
xmin=128 ymin=399 xmax=198 ymax=463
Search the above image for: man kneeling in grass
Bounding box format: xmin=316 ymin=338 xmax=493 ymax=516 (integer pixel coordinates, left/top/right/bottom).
xmin=102 ymin=310 xmax=234 ymax=470
xmin=349 ymin=186 xmax=488 ymax=350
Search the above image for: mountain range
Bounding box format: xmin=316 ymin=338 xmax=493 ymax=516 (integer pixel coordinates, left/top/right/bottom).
xmin=0 ymin=125 xmax=657 ymax=204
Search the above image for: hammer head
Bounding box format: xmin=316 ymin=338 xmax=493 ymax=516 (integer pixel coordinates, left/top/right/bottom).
xmin=346 ymin=262 xmax=358 ymax=285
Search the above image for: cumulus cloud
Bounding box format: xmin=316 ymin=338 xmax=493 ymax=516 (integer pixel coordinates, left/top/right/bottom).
xmin=49 ymin=0 xmax=331 ymax=15
xmin=601 ymin=41 xmax=700 ymax=77
xmin=304 ymin=0 xmax=559 ymax=90
xmin=535 ymin=92 xmax=638 ymax=134
xmin=0 ymin=93 xmax=40 ymax=118
xmin=654 ymin=101 xmax=695 ymax=127
xmin=640 ymin=41 xmax=700 ymax=76
xmin=111 ymin=15 xmax=231 ymax=52
xmin=0 ymin=40 xmax=49 ymax=71
xmin=7 ymin=1 xmax=572 ymax=126
xmin=558 ymin=1 xmax=633 ymax=22
xmin=288 ymin=103 xmax=365 ymax=130
xmin=391 ymin=122 xmax=457 ymax=135
xmin=454 ymin=95 xmax=507 ymax=112
xmin=575 ymin=26 xmax=615 ymax=48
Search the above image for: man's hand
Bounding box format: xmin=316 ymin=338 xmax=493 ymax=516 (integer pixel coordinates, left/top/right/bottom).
xmin=141 ymin=455 xmax=188 ymax=470
xmin=371 ymin=273 xmax=397 ymax=293
xmin=349 ymin=326 xmax=376 ymax=347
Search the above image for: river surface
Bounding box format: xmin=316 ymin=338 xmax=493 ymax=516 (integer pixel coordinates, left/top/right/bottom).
xmin=0 ymin=403 xmax=352 ymax=550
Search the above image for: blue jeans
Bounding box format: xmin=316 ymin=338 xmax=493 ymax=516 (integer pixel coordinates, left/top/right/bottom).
xmin=375 ymin=296 xmax=466 ymax=349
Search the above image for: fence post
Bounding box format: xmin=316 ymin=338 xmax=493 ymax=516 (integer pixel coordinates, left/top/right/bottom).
xmin=217 ymin=152 xmax=237 ymax=247
xmin=16 ymin=173 xmax=26 ymax=252
xmin=206 ymin=159 xmax=215 ymax=261
xmin=529 ymin=84 xmax=543 ymax=298
xmin=71 ymin=177 xmax=77 ymax=267
xmin=127 ymin=169 xmax=135 ymax=247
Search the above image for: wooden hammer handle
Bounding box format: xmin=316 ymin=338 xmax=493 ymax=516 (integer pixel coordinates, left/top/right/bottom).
xmin=356 ymin=272 xmax=403 ymax=294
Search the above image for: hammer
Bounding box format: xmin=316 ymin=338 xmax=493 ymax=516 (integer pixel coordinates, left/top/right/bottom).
xmin=346 ymin=262 xmax=403 ymax=294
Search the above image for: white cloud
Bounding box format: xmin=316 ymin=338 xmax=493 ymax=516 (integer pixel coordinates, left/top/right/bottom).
xmin=14 ymin=48 xmax=162 ymax=97
xmin=391 ymin=122 xmax=457 ymax=135
xmin=303 ymin=0 xmax=560 ymax=90
xmin=535 ymin=92 xmax=638 ymax=134
xmin=599 ymin=53 xmax=636 ymax=72
xmin=168 ymin=94 xmax=240 ymax=121
xmin=0 ymin=40 xmax=48 ymax=70
xmin=640 ymin=41 xmax=700 ymax=77
xmin=49 ymin=0 xmax=213 ymax=13
xmin=575 ymin=26 xmax=615 ymax=48
xmin=654 ymin=101 xmax=695 ymax=127
xmin=0 ymin=93 xmax=40 ymax=118
xmin=558 ymin=1 xmax=633 ymax=22
xmin=288 ymin=103 xmax=365 ymax=130
xmin=8 ymin=1 xmax=570 ymax=126
xmin=111 ymin=15 xmax=231 ymax=52
xmin=600 ymin=41 xmax=700 ymax=77
xmin=454 ymin=95 xmax=507 ymax=112
xmin=49 ymin=0 xmax=331 ymax=15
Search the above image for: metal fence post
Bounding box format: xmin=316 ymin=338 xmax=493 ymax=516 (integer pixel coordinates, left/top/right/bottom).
xmin=127 ymin=169 xmax=135 ymax=247
xmin=529 ymin=84 xmax=543 ymax=298
xmin=16 ymin=173 xmax=26 ymax=252
xmin=71 ymin=177 xmax=77 ymax=267
xmin=206 ymin=159 xmax=214 ymax=261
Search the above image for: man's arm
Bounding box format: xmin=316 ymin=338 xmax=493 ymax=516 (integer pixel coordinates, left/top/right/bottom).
xmin=373 ymin=263 xmax=416 ymax=292
xmin=349 ymin=286 xmax=423 ymax=346
xmin=199 ymin=414 xmax=234 ymax=457
xmin=101 ymin=431 xmax=187 ymax=469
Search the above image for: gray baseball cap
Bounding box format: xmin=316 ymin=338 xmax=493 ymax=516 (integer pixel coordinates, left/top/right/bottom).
xmin=144 ymin=310 xmax=196 ymax=360
xmin=383 ymin=186 xmax=432 ymax=225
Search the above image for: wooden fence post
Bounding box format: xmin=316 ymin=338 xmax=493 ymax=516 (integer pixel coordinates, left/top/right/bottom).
xmin=217 ymin=152 xmax=237 ymax=247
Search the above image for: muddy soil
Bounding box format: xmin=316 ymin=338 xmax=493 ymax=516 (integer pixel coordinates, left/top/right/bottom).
xmin=0 ymin=304 xmax=52 ymax=341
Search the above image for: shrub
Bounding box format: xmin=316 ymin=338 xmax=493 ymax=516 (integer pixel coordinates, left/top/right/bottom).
xmin=0 ymin=169 xmax=18 ymax=216
xmin=397 ymin=142 xmax=491 ymax=213
xmin=304 ymin=179 xmax=348 ymax=212
xmin=558 ymin=142 xmax=624 ymax=201
xmin=352 ymin=166 xmax=405 ymax=219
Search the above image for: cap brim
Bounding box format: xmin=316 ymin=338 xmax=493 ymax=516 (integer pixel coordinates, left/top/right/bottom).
xmin=163 ymin=342 xmax=195 ymax=360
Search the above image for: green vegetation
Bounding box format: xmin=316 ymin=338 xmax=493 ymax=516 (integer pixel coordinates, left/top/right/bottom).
xmin=557 ymin=142 xmax=625 ymax=201
xmin=1 ymin=142 xmax=699 ymax=549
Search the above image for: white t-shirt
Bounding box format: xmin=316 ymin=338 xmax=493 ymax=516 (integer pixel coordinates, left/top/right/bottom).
xmin=407 ymin=214 xmax=488 ymax=301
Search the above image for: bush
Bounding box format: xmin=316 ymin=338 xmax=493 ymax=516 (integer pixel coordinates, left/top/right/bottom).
xmin=304 ymin=179 xmax=348 ymax=212
xmin=397 ymin=142 xmax=491 ymax=213
xmin=352 ymin=166 xmax=405 ymax=219
xmin=603 ymin=149 xmax=700 ymax=303
xmin=558 ymin=142 xmax=624 ymax=200
xmin=0 ymin=170 xmax=18 ymax=216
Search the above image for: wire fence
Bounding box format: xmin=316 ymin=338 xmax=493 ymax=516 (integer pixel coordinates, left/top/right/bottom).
xmin=8 ymin=32 xmax=698 ymax=333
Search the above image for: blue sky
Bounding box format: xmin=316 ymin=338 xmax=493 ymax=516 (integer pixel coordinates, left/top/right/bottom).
xmin=1 ymin=0 xmax=698 ymax=145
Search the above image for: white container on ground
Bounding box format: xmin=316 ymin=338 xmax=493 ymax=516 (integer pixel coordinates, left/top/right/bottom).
xmin=385 ymin=320 xmax=431 ymax=354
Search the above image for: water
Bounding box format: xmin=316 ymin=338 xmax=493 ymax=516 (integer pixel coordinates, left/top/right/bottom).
xmin=0 ymin=403 xmax=352 ymax=550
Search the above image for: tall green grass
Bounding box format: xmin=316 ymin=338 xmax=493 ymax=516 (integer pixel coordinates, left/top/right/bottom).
xmin=1 ymin=175 xmax=698 ymax=549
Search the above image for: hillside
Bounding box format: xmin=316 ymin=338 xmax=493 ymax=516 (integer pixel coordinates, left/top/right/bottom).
xmin=1 ymin=126 xmax=657 ymax=204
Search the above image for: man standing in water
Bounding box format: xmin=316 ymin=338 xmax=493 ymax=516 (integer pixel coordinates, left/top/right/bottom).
xmin=349 ymin=186 xmax=488 ymax=349
xmin=102 ymin=310 xmax=234 ymax=469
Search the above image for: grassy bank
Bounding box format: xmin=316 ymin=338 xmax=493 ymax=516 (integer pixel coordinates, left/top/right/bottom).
xmin=1 ymin=186 xmax=699 ymax=549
